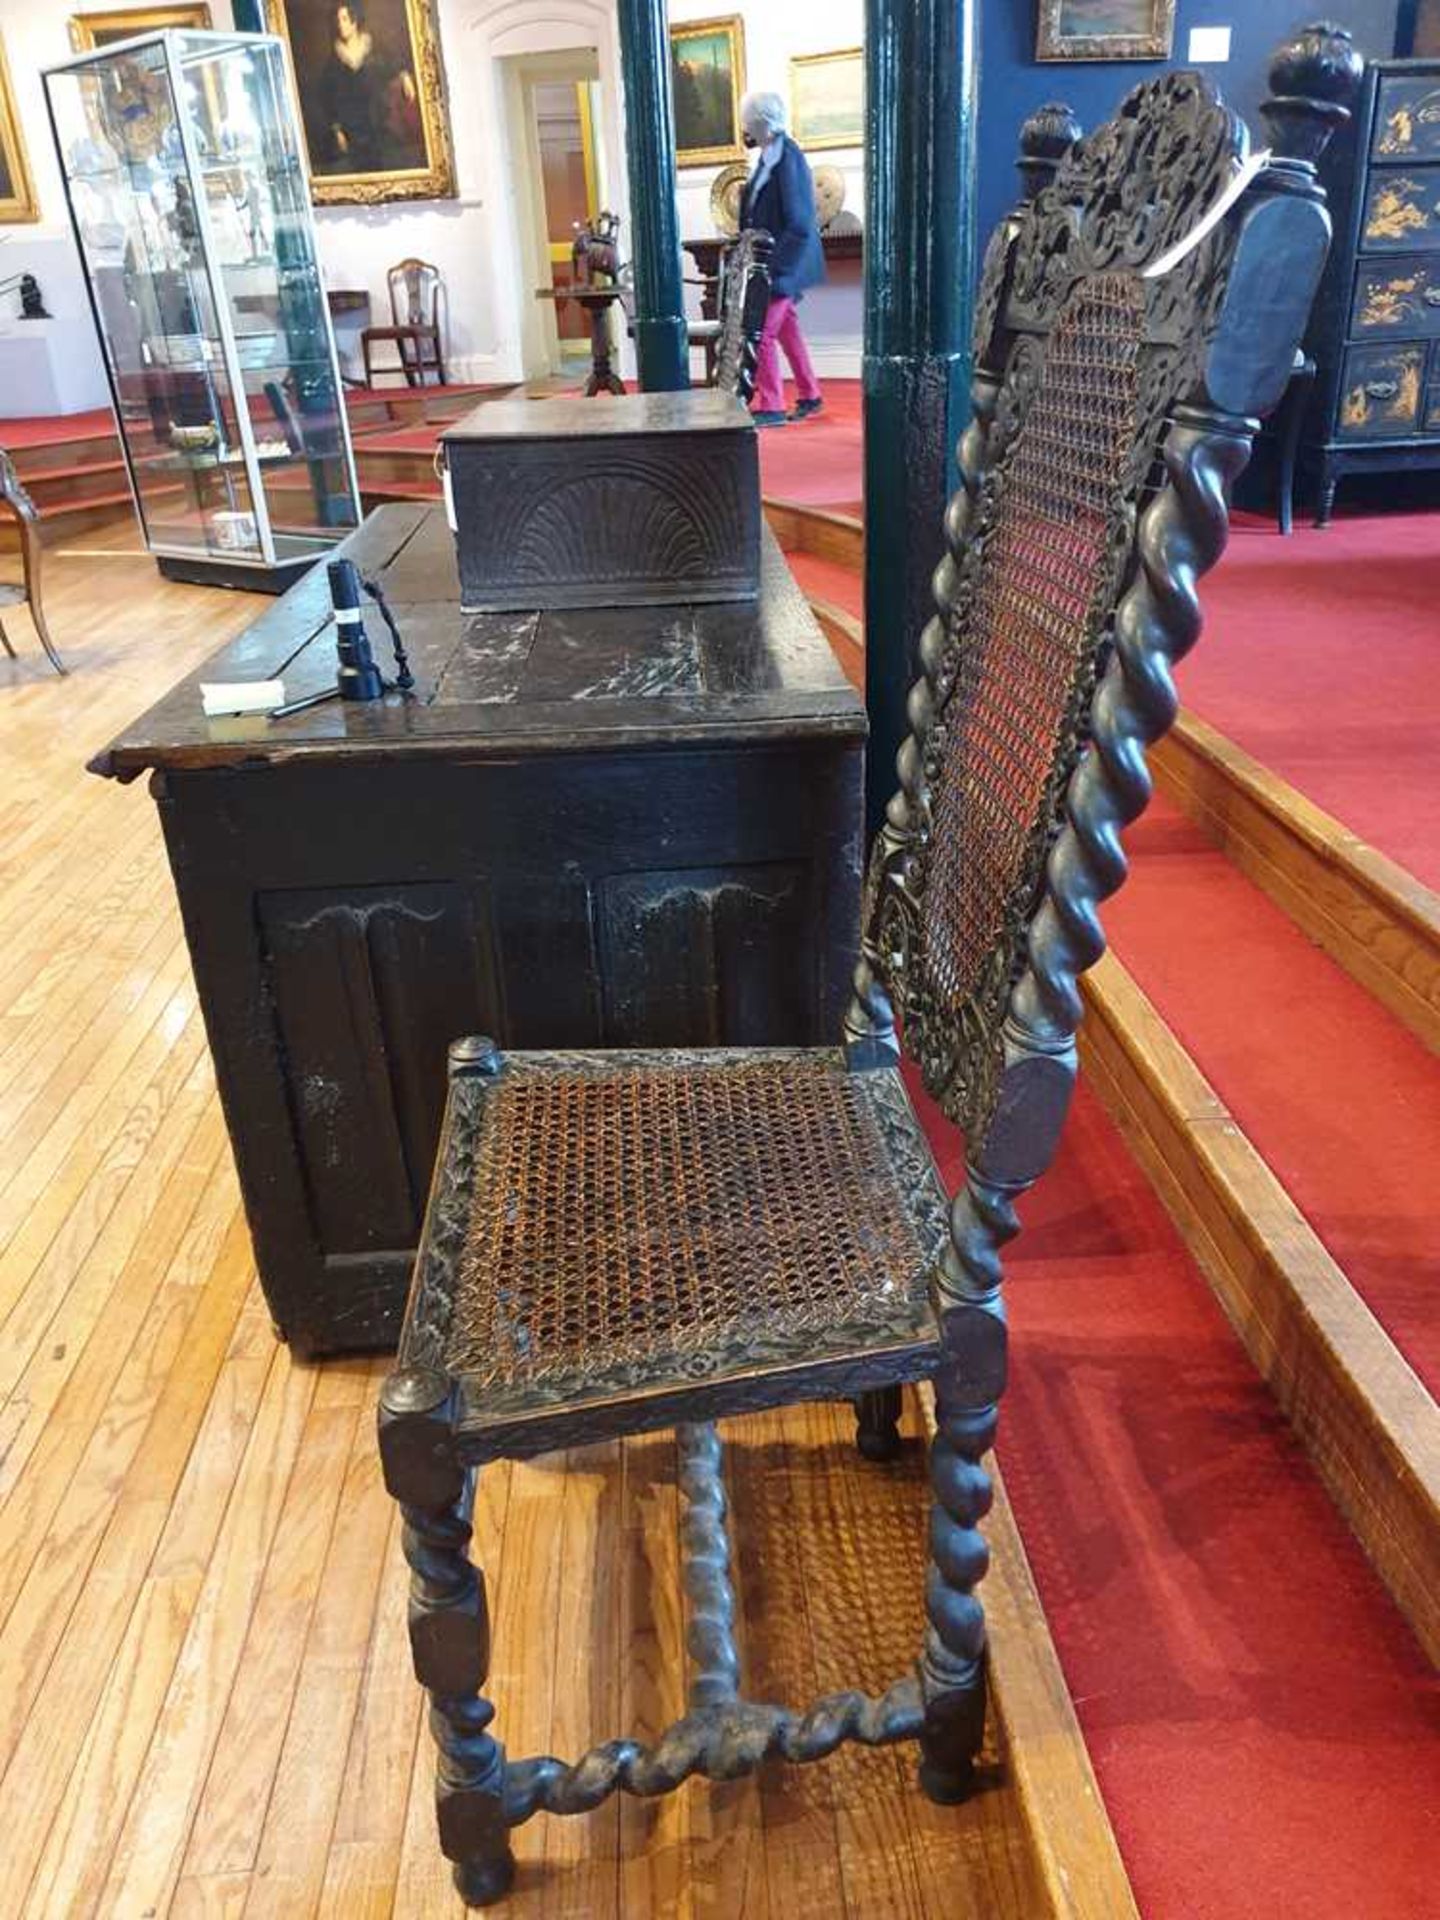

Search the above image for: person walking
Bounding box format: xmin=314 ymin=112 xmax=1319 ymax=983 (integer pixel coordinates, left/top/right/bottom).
xmin=737 ymin=91 xmax=824 ymax=428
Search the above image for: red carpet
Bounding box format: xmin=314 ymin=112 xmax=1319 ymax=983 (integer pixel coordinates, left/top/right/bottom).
xmin=1107 ymin=795 xmax=1440 ymax=1392
xmin=1183 ymin=512 xmax=1440 ymax=890
xmin=757 ymin=379 xmax=862 ymax=508
xmin=0 ymin=407 xmax=115 ymax=450
xmin=911 ymin=1070 xmax=1440 ymax=1919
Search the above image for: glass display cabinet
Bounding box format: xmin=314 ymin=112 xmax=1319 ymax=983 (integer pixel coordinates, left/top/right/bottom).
xmin=44 ymin=31 xmax=359 ymax=592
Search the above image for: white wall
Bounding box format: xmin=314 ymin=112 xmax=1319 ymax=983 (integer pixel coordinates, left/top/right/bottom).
xmin=668 ymin=0 xmax=864 ymax=377
xmin=0 ymin=0 xmax=237 ymax=405
xmin=0 ymin=0 xmax=864 ymax=404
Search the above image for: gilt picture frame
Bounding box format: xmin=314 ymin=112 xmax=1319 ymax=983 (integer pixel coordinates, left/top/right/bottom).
xmin=68 ymin=7 xmax=214 ymax=52
xmin=789 ymin=48 xmax=864 ymax=152
xmin=1036 ymin=0 xmax=1176 ymax=62
xmin=670 ymin=15 xmax=746 ymax=170
xmin=0 ymin=34 xmax=39 ymax=224
xmin=264 ymin=0 xmax=455 ymax=205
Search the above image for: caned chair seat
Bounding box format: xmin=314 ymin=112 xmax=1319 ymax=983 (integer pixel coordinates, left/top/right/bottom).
xmin=402 ymin=1043 xmax=951 ymax=1460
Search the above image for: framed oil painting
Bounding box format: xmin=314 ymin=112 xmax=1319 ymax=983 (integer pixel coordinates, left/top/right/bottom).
xmin=670 ymin=16 xmax=746 ymax=169
xmin=68 ymin=6 xmax=213 ymax=52
xmin=1036 ymin=0 xmax=1176 ymax=62
xmin=790 ymin=48 xmax=864 ymax=152
xmin=1397 ymin=0 xmax=1440 ymax=57
xmin=264 ymin=0 xmax=455 ymax=204
xmin=0 ymin=34 xmax=39 ymax=223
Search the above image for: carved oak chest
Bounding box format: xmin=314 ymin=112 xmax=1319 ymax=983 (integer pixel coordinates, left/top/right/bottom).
xmin=439 ymin=390 xmax=761 ymax=611
xmin=91 ymin=504 xmax=864 ymax=1357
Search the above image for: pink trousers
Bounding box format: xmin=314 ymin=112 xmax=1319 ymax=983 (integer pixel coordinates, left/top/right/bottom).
xmin=753 ymin=296 xmax=821 ymax=415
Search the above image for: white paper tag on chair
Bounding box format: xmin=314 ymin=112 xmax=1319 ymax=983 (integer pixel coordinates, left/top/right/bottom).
xmin=1142 ymin=148 xmax=1273 ymax=279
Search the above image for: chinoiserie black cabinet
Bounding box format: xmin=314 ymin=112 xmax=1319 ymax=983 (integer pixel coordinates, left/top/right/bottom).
xmin=92 ymin=505 xmax=865 ymax=1357
xmin=1305 ymin=58 xmax=1440 ymax=522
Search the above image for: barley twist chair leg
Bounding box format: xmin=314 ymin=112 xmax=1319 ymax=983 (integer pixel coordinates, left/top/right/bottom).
xmin=853 ymin=1385 xmax=903 ymax=1461
xmin=918 ymin=1367 xmax=995 ymax=1802
xmin=401 ymin=1477 xmax=515 ymax=1907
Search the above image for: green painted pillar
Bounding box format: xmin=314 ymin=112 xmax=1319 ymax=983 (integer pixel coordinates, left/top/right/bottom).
xmin=863 ymin=0 xmax=980 ymax=830
xmin=616 ymin=0 xmax=690 ymax=390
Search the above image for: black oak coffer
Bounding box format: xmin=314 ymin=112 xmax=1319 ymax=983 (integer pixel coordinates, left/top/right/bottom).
xmin=92 ymin=504 xmax=865 ymax=1356
xmin=439 ymin=390 xmax=761 ymax=611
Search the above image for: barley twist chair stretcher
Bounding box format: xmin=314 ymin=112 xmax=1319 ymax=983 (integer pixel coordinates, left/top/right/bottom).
xmin=377 ymin=28 xmax=1361 ymax=1906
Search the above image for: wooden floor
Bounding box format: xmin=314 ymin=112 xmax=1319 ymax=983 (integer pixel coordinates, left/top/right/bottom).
xmin=0 ymin=524 xmax=1056 ymax=1917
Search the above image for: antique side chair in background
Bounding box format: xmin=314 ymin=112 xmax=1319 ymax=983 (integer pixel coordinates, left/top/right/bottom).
xmin=0 ymin=450 xmax=65 ymax=677
xmin=377 ymin=28 xmax=1361 ymax=1906
xmin=361 ymin=257 xmax=447 ymax=388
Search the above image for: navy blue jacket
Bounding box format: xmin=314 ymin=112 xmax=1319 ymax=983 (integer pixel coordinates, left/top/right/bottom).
xmin=739 ymin=137 xmax=824 ymax=299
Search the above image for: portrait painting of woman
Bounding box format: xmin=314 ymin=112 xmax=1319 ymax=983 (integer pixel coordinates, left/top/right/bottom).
xmin=266 ymin=0 xmax=454 ymax=203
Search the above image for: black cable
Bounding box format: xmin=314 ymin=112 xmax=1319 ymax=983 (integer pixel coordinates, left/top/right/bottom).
xmin=361 ymin=575 xmax=415 ymax=693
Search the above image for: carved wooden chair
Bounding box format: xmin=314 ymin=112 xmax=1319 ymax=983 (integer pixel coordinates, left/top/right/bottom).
xmin=0 ymin=450 xmax=65 ymax=677
xmin=377 ymin=29 xmax=1359 ymax=1907
xmin=362 ymin=258 xmax=447 ymax=388
xmin=690 ymin=228 xmax=774 ymax=398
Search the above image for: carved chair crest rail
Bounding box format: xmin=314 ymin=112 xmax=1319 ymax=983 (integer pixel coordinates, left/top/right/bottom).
xmin=377 ymin=27 xmax=1362 ymax=1908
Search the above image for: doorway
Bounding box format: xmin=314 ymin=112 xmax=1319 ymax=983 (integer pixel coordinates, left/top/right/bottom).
xmin=502 ymin=50 xmax=607 ymax=380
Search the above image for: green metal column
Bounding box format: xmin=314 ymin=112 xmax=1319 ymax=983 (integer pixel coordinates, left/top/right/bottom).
xmin=863 ymin=0 xmax=980 ymax=829
xmin=616 ymin=0 xmax=690 ymax=390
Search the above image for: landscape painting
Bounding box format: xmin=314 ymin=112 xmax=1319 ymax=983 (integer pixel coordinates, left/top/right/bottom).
xmin=1037 ymin=0 xmax=1176 ymax=61
xmin=265 ymin=0 xmax=455 ymax=203
xmin=670 ymin=16 xmax=745 ymax=169
xmin=790 ymin=48 xmax=864 ymax=152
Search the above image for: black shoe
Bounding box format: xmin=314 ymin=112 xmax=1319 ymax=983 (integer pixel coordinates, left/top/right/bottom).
xmin=790 ymin=397 xmax=824 ymax=421
xmin=752 ymin=410 xmax=788 ymax=428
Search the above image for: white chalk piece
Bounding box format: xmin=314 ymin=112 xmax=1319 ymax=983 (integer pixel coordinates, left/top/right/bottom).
xmin=1189 ymin=26 xmax=1232 ymax=62
xmin=201 ymin=679 xmax=286 ymax=717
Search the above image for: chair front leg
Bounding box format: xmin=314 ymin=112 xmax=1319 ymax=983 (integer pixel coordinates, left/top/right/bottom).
xmin=382 ymin=1369 xmax=514 ymax=1908
xmin=401 ymin=1481 xmax=515 ymax=1907
xmin=918 ymin=1367 xmax=996 ymax=1801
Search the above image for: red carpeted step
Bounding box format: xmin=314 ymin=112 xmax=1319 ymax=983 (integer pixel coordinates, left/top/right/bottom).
xmin=0 ymin=407 xmax=116 ymax=450
xmin=910 ymin=1069 xmax=1440 ymax=1918
xmin=1107 ymin=793 xmax=1440 ymax=1394
xmin=783 ymin=550 xmax=863 ymax=619
xmin=1182 ymin=514 xmax=1440 ymax=890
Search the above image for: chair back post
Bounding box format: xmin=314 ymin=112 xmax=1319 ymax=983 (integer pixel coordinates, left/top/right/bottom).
xmin=713 ymin=229 xmax=774 ymax=403
xmin=849 ymin=28 xmax=1362 ymax=1333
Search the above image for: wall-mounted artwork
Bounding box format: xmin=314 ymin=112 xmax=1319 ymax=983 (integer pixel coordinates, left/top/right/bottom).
xmin=68 ymin=6 xmax=213 ymax=52
xmin=789 ymin=48 xmax=863 ymax=152
xmin=1397 ymin=0 xmax=1440 ymax=57
xmin=265 ymin=0 xmax=455 ymax=204
xmin=670 ymin=16 xmax=746 ymax=169
xmin=1036 ymin=0 xmax=1176 ymax=62
xmin=0 ymin=34 xmax=39 ymax=223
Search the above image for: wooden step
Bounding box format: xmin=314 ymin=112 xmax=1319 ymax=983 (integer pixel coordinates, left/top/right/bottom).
xmin=11 ymin=434 xmax=123 ymax=479
xmin=1154 ymin=714 xmax=1440 ymax=1054
xmin=1080 ymin=950 xmax=1440 ymax=1664
xmin=764 ymin=497 xmax=864 ymax=571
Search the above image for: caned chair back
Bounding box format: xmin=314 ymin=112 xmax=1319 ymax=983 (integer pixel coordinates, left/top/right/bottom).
xmin=857 ymin=31 xmax=1359 ymax=1176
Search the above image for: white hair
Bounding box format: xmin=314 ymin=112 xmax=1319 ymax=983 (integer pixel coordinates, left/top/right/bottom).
xmin=740 ymin=90 xmax=786 ymax=139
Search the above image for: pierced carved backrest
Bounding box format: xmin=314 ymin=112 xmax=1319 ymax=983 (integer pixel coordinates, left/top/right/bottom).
xmin=388 ymin=257 xmax=441 ymax=329
xmin=859 ymin=40 xmax=1357 ymax=1161
xmin=714 ymin=229 xmax=774 ymax=402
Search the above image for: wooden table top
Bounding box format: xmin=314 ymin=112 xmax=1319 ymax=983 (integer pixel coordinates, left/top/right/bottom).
xmin=91 ymin=504 xmax=862 ymax=782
